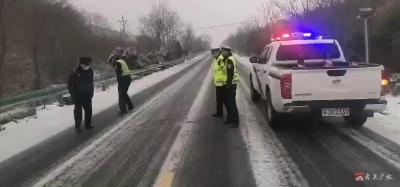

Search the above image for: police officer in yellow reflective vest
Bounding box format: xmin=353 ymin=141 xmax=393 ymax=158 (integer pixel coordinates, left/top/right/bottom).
xmin=220 ymin=46 xmax=240 ymax=127
xmin=114 ymin=56 xmax=134 ymax=114
xmin=211 ymin=48 xmax=225 ymax=117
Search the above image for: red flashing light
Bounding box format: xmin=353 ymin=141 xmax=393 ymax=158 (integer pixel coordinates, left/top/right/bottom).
xmin=271 ymin=32 xmax=316 ymax=41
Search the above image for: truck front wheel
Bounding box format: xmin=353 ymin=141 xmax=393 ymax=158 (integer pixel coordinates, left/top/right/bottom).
xmin=344 ymin=110 xmax=368 ymax=129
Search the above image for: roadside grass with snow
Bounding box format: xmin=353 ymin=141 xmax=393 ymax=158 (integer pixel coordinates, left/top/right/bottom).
xmin=365 ymin=96 xmax=400 ymax=144
xmin=236 ymin=55 xmax=400 ymax=146
xmin=0 ymin=54 xmax=205 ymax=163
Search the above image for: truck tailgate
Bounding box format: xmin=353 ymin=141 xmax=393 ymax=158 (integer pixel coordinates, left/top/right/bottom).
xmin=291 ymin=67 xmax=382 ymax=101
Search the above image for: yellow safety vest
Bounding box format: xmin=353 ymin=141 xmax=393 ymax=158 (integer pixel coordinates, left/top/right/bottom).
xmin=213 ymin=55 xmax=225 ymax=86
xmin=221 ymin=56 xmax=240 ymax=85
xmin=116 ymin=59 xmax=132 ymax=77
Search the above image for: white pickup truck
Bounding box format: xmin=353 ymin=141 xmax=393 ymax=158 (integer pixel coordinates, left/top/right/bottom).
xmin=249 ymin=34 xmax=389 ymax=128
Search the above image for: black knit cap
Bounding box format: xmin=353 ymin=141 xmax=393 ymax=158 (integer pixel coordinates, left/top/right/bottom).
xmin=79 ymin=57 xmax=92 ymax=65
xmin=220 ymin=45 xmax=232 ymax=51
xmin=211 ymin=48 xmax=220 ymax=53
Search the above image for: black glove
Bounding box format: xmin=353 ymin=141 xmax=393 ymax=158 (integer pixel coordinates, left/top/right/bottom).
xmin=70 ymin=93 xmax=75 ymax=101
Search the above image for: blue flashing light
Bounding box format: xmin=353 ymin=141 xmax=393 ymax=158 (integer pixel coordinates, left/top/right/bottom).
xmin=271 ymin=31 xmax=324 ymax=41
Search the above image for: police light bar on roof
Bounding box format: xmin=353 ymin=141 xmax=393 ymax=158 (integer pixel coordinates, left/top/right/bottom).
xmin=271 ymin=32 xmax=318 ymax=41
xmin=282 ymin=33 xmax=290 ymax=38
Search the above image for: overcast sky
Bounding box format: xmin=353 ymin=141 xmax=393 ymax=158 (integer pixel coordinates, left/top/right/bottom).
xmin=71 ymin=0 xmax=265 ymax=46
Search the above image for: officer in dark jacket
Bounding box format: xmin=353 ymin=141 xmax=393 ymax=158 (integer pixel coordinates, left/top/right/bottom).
xmin=221 ymin=46 xmax=240 ymax=128
xmin=68 ymin=57 xmax=94 ymax=132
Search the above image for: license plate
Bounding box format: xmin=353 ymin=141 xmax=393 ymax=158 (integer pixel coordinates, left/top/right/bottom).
xmin=322 ymin=108 xmax=350 ymax=117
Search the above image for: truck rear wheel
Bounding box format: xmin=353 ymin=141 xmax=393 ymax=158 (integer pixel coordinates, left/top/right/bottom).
xmin=344 ymin=110 xmax=368 ymax=129
xmin=250 ymin=76 xmax=261 ymax=102
xmin=266 ymin=91 xmax=282 ymax=128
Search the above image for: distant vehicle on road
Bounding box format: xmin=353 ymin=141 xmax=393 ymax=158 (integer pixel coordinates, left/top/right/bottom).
xmin=249 ymin=32 xmax=389 ymax=128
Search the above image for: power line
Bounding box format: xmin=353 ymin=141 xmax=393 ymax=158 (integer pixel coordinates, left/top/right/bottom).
xmin=193 ymin=20 xmax=258 ymax=31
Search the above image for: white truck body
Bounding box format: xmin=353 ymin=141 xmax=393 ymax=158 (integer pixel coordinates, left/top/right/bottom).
xmin=249 ymin=38 xmax=388 ymax=127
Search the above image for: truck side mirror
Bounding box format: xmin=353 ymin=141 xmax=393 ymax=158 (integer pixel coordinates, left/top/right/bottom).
xmin=249 ymin=56 xmax=258 ymax=63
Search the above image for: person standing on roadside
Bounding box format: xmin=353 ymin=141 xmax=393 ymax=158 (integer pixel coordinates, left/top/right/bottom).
xmin=220 ymin=46 xmax=240 ymax=128
xmin=211 ymin=48 xmax=225 ymax=118
xmin=68 ymin=57 xmax=94 ymax=133
xmin=113 ymin=56 xmax=134 ymax=114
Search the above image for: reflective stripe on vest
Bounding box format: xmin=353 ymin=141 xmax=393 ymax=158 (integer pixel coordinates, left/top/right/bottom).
xmin=230 ymin=56 xmax=240 ymax=84
xmin=213 ymin=55 xmax=225 ymax=86
xmin=221 ymin=56 xmax=240 ymax=85
xmin=117 ymin=59 xmax=131 ymax=77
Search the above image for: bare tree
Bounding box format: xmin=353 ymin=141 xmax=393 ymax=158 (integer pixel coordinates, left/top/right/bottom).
xmin=139 ymin=3 xmax=182 ymax=50
xmin=0 ymin=0 xmax=7 ymax=95
xmin=181 ymin=25 xmax=194 ymax=53
xmin=267 ymin=0 xmax=342 ymax=18
xmin=28 ymin=0 xmax=49 ymax=89
xmin=259 ymin=1 xmax=282 ymax=26
xmin=0 ymin=0 xmax=7 ymax=71
xmin=269 ymin=0 xmax=301 ymax=18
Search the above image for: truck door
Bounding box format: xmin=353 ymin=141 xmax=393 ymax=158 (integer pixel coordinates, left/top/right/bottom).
xmin=253 ymin=48 xmax=269 ymax=94
xmin=260 ymin=47 xmax=273 ymax=96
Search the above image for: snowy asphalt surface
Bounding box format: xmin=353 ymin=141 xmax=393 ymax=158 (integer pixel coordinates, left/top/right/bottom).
xmin=1 ymin=55 xmax=400 ymax=187
xmin=238 ymin=60 xmax=400 ymax=187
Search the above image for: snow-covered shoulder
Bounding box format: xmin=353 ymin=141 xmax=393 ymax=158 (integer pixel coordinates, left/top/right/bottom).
xmin=365 ymin=95 xmax=400 ymax=144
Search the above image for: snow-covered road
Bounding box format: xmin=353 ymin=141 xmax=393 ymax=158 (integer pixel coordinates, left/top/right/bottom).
xmin=1 ymin=54 xmax=400 ymax=187
xmin=0 ymin=54 xmax=206 ymax=163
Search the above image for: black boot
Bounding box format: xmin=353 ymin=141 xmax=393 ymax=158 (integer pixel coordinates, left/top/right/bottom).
xmin=85 ymin=124 xmax=94 ymax=130
xmin=229 ymin=118 xmax=240 ymax=128
xmin=229 ymin=122 xmax=239 ymax=128
xmin=75 ymin=121 xmax=82 ymax=133
xmin=224 ymin=120 xmax=233 ymax=125
xmin=212 ymin=113 xmax=223 ymax=118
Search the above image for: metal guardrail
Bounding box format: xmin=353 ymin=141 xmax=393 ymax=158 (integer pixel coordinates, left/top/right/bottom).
xmin=0 ymin=56 xmax=190 ymax=112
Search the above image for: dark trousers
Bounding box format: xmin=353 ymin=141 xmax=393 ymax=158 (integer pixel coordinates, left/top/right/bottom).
xmin=118 ymin=76 xmax=133 ymax=113
xmin=215 ymin=86 xmax=224 ymax=115
xmin=74 ymin=98 xmax=92 ymax=128
xmin=224 ymin=84 xmax=239 ymax=122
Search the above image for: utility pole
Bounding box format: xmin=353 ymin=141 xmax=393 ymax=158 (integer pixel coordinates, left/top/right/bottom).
xmin=364 ymin=18 xmax=369 ymax=64
xmin=357 ymin=8 xmax=374 ymax=64
xmin=118 ymin=16 xmax=128 ymax=45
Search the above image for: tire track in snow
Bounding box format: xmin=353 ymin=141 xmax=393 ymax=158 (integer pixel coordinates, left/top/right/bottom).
xmin=237 ymin=82 xmax=309 ymax=187
xmin=153 ymin=67 xmax=213 ymax=187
